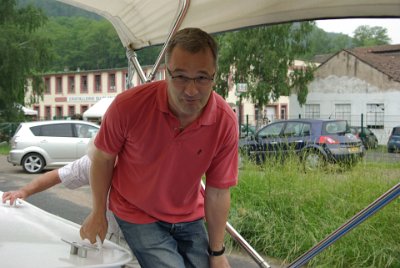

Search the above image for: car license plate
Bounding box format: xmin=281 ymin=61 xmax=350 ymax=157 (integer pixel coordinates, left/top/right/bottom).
xmin=349 ymin=147 xmax=359 ymax=153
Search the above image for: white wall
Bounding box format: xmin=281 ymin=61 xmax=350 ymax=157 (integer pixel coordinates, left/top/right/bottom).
xmin=290 ymin=75 xmax=400 ymax=144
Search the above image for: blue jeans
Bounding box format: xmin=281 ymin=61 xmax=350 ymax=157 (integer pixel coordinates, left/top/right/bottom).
xmin=115 ymin=216 xmax=209 ymax=268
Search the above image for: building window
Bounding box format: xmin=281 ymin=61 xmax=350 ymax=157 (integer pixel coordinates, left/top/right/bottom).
xmin=44 ymin=77 xmax=51 ymax=94
xmin=68 ymin=76 xmax=75 ymax=93
xmin=81 ymin=105 xmax=88 ymax=114
xmin=55 ymin=106 xmax=63 ymax=119
xmin=335 ymin=104 xmax=351 ymax=124
xmin=81 ymin=75 xmax=88 ymax=93
xmin=56 ymin=77 xmax=62 ymax=94
xmin=68 ymin=105 xmax=75 ymax=117
xmin=33 ymin=105 xmax=40 ymax=120
xmin=366 ymin=103 xmax=384 ymax=129
xmin=123 ymin=72 xmax=129 ymax=90
xmin=45 ymin=106 xmax=51 ymax=120
xmin=305 ymin=104 xmax=320 ymax=119
xmin=109 ymin=73 xmax=116 ymax=92
xmin=94 ymin=74 xmax=102 ymax=93
xmin=280 ymin=105 xmax=287 ymax=120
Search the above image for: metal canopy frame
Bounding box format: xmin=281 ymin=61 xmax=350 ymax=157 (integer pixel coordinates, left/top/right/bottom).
xmin=288 ymin=182 xmax=400 ymax=267
xmin=126 ymin=0 xmax=191 ymax=85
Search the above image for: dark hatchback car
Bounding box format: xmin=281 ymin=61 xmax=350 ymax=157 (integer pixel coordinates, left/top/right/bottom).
xmin=240 ymin=124 xmax=256 ymax=138
xmin=240 ymin=119 xmax=365 ymax=170
xmin=349 ymin=126 xmax=378 ymax=149
xmin=387 ymin=126 xmax=400 ymax=153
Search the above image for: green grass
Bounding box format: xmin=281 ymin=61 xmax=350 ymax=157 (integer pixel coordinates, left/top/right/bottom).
xmin=0 ymin=142 xmax=10 ymax=155
xmin=228 ymin=156 xmax=400 ymax=267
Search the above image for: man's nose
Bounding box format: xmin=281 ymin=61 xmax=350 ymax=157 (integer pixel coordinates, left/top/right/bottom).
xmin=184 ymin=80 xmax=199 ymax=96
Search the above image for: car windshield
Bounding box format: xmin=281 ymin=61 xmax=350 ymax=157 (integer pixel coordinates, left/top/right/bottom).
xmin=323 ymin=121 xmax=349 ymax=135
xmin=258 ymin=122 xmax=285 ymax=138
xmin=393 ymin=127 xmax=400 ymax=135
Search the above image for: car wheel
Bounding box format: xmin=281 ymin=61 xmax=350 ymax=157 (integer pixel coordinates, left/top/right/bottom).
xmin=303 ymin=151 xmax=325 ymax=171
xmin=22 ymin=153 xmax=45 ymax=174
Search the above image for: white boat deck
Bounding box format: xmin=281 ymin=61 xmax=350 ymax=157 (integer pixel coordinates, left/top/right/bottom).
xmin=0 ymin=191 xmax=132 ymax=268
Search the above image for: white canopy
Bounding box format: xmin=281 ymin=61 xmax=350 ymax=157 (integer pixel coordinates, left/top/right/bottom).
xmin=82 ymin=97 xmax=114 ymax=120
xmin=15 ymin=103 xmax=38 ymax=116
xmin=22 ymin=106 xmax=38 ymax=116
xmin=58 ymin=0 xmax=400 ymax=50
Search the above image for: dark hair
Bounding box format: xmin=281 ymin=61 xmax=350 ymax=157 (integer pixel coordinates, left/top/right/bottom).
xmin=165 ymin=28 xmax=218 ymax=68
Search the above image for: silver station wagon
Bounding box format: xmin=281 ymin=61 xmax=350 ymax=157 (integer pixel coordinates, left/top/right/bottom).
xmin=8 ymin=120 xmax=99 ymax=173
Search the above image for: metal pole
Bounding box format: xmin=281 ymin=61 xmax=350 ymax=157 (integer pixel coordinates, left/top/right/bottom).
xmin=225 ymin=222 xmax=271 ymax=268
xmin=201 ymin=182 xmax=270 ymax=268
xmin=147 ymin=0 xmax=191 ymax=82
xmin=288 ymin=182 xmax=400 ymax=268
xmin=361 ymin=113 xmax=364 ymax=135
xmin=126 ymin=48 xmax=148 ymax=84
xmin=125 ymin=0 xmax=190 ymax=84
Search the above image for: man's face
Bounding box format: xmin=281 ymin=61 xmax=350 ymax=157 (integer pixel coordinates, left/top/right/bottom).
xmin=166 ymin=45 xmax=216 ymax=121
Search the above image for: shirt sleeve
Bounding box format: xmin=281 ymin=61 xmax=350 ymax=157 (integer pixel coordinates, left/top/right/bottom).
xmin=58 ymin=155 xmax=91 ymax=189
xmin=206 ymin=114 xmax=239 ymax=189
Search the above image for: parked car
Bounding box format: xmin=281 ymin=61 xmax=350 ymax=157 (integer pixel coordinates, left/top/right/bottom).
xmin=240 ymin=124 xmax=256 ymax=138
xmin=387 ymin=126 xmax=400 ymax=153
xmin=7 ymin=120 xmax=100 ymax=174
xmin=240 ymin=119 xmax=364 ymax=170
xmin=349 ymin=126 xmax=378 ymax=149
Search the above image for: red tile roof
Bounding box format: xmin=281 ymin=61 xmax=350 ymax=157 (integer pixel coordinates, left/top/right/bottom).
xmin=345 ymin=44 xmax=400 ymax=82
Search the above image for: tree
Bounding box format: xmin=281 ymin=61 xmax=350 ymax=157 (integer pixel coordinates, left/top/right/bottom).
xmin=302 ymin=26 xmax=353 ymax=60
xmin=353 ymin=25 xmax=391 ymax=47
xmin=0 ymin=0 xmax=52 ymax=122
xmin=215 ymin=22 xmax=315 ymax=108
xmin=41 ymin=17 xmax=126 ymax=71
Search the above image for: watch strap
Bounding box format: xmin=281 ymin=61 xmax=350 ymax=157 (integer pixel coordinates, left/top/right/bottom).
xmin=208 ymin=245 xmax=225 ymax=256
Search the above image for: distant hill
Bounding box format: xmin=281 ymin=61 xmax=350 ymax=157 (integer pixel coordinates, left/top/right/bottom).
xmin=15 ymin=0 xmax=355 ymax=70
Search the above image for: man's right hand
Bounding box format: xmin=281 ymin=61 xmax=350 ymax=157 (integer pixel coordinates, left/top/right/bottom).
xmin=80 ymin=211 xmax=108 ymax=244
xmin=2 ymin=190 xmax=27 ymax=205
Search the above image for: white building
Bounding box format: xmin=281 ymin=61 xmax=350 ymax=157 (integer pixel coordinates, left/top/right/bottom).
xmin=289 ymin=44 xmax=400 ymax=144
xmin=25 ymin=66 xmax=165 ymax=121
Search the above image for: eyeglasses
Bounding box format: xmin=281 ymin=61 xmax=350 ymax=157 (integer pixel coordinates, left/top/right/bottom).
xmin=167 ymin=68 xmax=214 ymax=87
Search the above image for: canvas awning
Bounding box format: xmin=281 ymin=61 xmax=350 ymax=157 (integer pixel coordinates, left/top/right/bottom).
xmin=57 ymin=0 xmax=400 ymax=83
xmin=15 ymin=104 xmax=38 ymax=116
xmin=82 ymin=97 xmax=114 ymax=120
xmin=58 ymin=0 xmax=400 ymax=50
xmin=22 ymin=106 xmax=38 ymax=116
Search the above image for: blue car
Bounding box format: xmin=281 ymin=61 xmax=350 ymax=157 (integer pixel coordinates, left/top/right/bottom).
xmin=387 ymin=126 xmax=400 ymax=153
xmin=239 ymin=119 xmax=365 ymax=170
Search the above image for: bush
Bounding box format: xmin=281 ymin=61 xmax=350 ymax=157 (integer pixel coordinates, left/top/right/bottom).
xmin=0 ymin=122 xmax=19 ymax=142
xmin=0 ymin=141 xmax=10 ymax=155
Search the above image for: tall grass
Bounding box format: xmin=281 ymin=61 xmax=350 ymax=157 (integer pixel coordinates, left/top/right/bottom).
xmin=228 ymin=155 xmax=400 ymax=267
xmin=0 ymin=142 xmax=10 ymax=155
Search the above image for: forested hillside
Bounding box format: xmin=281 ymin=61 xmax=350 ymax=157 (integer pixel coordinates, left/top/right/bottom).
xmin=19 ymin=0 xmax=355 ymax=72
xmin=18 ymin=0 xmax=161 ymax=71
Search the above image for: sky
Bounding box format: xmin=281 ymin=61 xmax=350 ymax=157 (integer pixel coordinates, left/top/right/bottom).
xmin=316 ymin=18 xmax=400 ymax=44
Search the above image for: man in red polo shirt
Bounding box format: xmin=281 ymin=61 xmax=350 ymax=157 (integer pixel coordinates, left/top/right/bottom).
xmin=80 ymin=28 xmax=238 ymax=268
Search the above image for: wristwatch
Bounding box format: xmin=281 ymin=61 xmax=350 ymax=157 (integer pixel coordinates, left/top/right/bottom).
xmin=208 ymin=245 xmax=225 ymax=256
